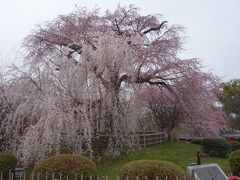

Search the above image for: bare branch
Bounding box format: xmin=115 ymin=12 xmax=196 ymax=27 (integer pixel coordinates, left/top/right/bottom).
xmin=143 ymin=21 xmax=168 ymax=34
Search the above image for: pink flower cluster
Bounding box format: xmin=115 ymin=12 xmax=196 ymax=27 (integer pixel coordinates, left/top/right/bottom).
xmin=229 ymin=176 xmax=240 ymax=180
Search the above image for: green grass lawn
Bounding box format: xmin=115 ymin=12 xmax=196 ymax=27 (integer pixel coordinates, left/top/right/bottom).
xmin=96 ymin=142 xmax=230 ymax=178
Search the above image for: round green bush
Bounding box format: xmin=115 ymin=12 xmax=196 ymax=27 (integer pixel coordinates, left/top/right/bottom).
xmin=201 ymin=138 xmax=232 ymax=157
xmin=0 ymin=152 xmax=18 ymax=171
xmin=229 ymin=150 xmax=240 ymax=176
xmin=33 ymin=154 xmax=96 ymax=179
xmin=119 ymin=160 xmax=184 ymax=180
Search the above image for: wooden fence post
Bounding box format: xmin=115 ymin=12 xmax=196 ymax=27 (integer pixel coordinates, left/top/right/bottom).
xmin=143 ymin=134 xmax=146 ymax=148
xmin=143 ymin=128 xmax=146 ymax=148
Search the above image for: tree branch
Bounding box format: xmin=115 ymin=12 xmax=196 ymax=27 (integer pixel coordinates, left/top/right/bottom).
xmin=143 ymin=21 xmax=168 ymax=34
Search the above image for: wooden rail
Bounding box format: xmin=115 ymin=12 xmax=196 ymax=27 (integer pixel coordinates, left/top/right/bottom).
xmin=99 ymin=131 xmax=167 ymax=148
xmin=137 ymin=131 xmax=167 ymax=147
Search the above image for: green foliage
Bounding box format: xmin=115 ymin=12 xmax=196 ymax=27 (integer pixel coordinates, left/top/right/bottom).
xmin=229 ymin=141 xmax=240 ymax=151
xmin=50 ymin=144 xmax=73 ymax=156
xmin=96 ymin=142 xmax=230 ymax=179
xmin=191 ymin=139 xmax=203 ymax=145
xmin=119 ymin=160 xmax=184 ymax=180
xmin=218 ymin=79 xmax=240 ymax=130
xmin=229 ymin=150 xmax=240 ymax=176
xmin=0 ymin=152 xmax=18 ymax=171
xmin=33 ymin=154 xmax=96 ymax=179
xmin=201 ymin=138 xmax=232 ymax=157
xmin=0 ymin=152 xmax=18 ymax=179
xmin=59 ymin=145 xmax=73 ymax=154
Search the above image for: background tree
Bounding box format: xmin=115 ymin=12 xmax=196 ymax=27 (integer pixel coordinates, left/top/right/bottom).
xmin=138 ymin=71 xmax=227 ymax=138
xmin=218 ymin=79 xmax=240 ymax=130
xmin=148 ymin=89 xmax=182 ymax=140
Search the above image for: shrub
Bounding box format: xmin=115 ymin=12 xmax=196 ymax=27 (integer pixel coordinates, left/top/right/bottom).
xmin=191 ymin=139 xmax=203 ymax=145
xmin=119 ymin=160 xmax=184 ymax=180
xmin=0 ymin=152 xmax=18 ymax=171
xmin=229 ymin=150 xmax=240 ymax=176
xmin=33 ymin=154 xmax=96 ymax=179
xmin=0 ymin=153 xmax=18 ymax=179
xmin=50 ymin=144 xmax=73 ymax=156
xmin=229 ymin=141 xmax=240 ymax=151
xmin=201 ymin=138 xmax=232 ymax=157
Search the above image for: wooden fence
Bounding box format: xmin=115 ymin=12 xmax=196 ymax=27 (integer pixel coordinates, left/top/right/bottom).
xmin=99 ymin=131 xmax=167 ymax=148
xmin=0 ymin=171 xmax=190 ymax=180
xmin=137 ymin=131 xmax=167 ymax=147
xmin=1 ymin=170 xmax=236 ymax=180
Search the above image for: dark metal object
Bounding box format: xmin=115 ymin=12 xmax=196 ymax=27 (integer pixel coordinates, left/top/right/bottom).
xmin=197 ymin=151 xmax=209 ymax=165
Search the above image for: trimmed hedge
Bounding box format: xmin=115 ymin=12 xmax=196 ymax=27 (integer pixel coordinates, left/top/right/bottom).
xmin=201 ymin=138 xmax=232 ymax=157
xmin=119 ymin=160 xmax=184 ymax=180
xmin=229 ymin=150 xmax=240 ymax=176
xmin=191 ymin=139 xmax=203 ymax=145
xmin=229 ymin=141 xmax=240 ymax=151
xmin=0 ymin=152 xmax=18 ymax=171
xmin=0 ymin=152 xmax=18 ymax=179
xmin=33 ymin=154 xmax=96 ymax=179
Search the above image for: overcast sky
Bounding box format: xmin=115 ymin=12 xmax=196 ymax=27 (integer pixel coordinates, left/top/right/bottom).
xmin=0 ymin=0 xmax=239 ymax=81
